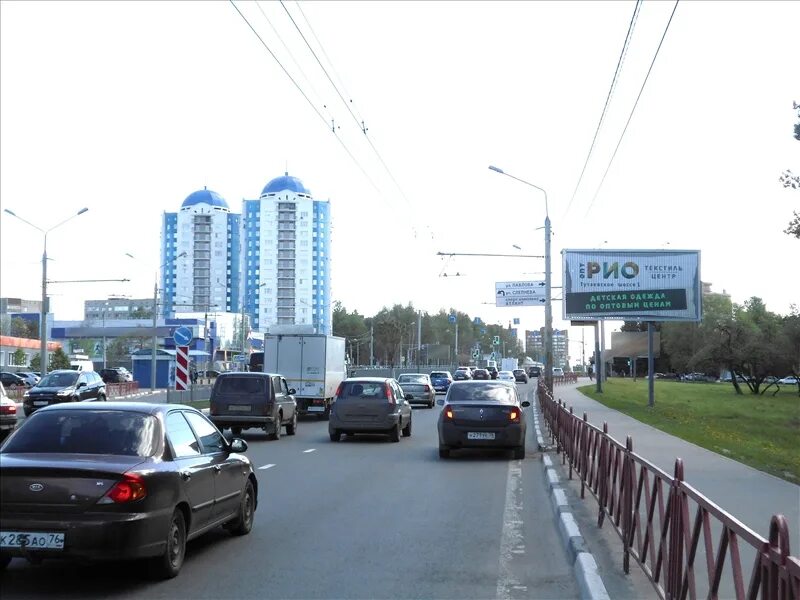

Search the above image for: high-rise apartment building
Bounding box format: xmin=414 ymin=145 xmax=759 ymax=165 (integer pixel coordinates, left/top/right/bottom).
xmin=160 ymin=188 xmax=241 ymax=317
xmin=525 ymin=327 xmax=569 ymax=368
xmin=241 ymin=174 xmax=331 ymax=334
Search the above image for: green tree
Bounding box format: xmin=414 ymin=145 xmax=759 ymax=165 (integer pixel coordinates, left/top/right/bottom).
xmin=779 ymin=101 xmax=799 ymax=237
xmin=29 ymin=347 xmax=71 ymax=371
xmin=106 ymin=336 xmax=136 ymax=366
xmin=130 ymin=305 xmax=154 ymax=319
xmin=12 ymin=348 xmax=27 ymax=366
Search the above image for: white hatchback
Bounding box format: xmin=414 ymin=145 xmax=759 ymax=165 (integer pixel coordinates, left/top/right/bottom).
xmin=497 ymin=370 xmax=515 ymax=382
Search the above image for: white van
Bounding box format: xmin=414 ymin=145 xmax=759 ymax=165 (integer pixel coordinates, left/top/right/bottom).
xmin=69 ymin=353 xmax=95 ymax=372
xmin=552 ymin=367 xmax=564 ymax=377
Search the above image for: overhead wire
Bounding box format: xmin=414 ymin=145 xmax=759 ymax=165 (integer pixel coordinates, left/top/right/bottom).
xmin=563 ymin=0 xmax=643 ymax=219
xmin=585 ymin=0 xmax=680 ymax=217
xmin=228 ymin=0 xmax=382 ymax=194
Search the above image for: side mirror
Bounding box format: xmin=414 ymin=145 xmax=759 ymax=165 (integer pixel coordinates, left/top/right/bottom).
xmin=521 ymin=400 xmax=531 ymax=408
xmin=436 ymin=398 xmax=445 ymax=406
xmin=77 ymin=382 xmax=87 ymax=388
xmin=230 ymin=438 xmax=248 ymax=453
xmin=289 ymin=388 xmax=296 ymax=395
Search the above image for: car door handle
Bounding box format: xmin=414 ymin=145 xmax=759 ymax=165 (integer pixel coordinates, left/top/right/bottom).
xmin=180 ymin=471 xmax=192 ymax=481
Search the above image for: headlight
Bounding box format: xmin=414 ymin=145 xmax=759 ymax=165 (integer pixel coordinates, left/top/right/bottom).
xmin=57 ymin=387 xmax=75 ymax=397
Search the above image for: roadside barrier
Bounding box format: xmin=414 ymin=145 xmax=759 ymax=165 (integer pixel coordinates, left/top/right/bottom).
xmin=106 ymin=382 xmax=140 ymax=397
xmin=537 ymin=380 xmax=800 ymax=600
xmin=554 ymin=373 xmax=579 ymax=385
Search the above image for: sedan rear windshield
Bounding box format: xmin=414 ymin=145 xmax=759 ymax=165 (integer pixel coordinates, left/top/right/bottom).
xmin=447 ymin=383 xmax=516 ymax=403
xmin=398 ymin=375 xmax=427 ymax=384
xmin=37 ymin=372 xmax=79 ymax=387
xmin=2 ymin=410 xmax=157 ymax=456
xmin=215 ymin=377 xmax=267 ymax=395
xmin=339 ymin=381 xmax=387 ymax=400
xmin=430 ymin=372 xmax=450 ymax=378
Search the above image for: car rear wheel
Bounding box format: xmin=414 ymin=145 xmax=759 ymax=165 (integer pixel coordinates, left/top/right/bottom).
xmin=225 ymin=480 xmax=255 ymax=536
xmin=329 ymin=430 xmax=341 ymax=442
xmin=389 ymin=423 xmax=401 ymax=443
xmin=271 ymin=417 xmax=282 ymax=441
xmin=285 ymin=412 xmax=297 ymax=435
xmin=149 ymin=509 xmax=186 ymax=579
xmin=513 ymin=446 xmax=525 ymax=460
xmin=439 ymin=447 xmax=450 ymax=459
xmin=402 ymin=418 xmax=412 ymax=437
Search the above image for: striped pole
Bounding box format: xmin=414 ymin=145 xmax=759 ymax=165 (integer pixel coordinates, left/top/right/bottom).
xmin=176 ymin=345 xmax=190 ymax=391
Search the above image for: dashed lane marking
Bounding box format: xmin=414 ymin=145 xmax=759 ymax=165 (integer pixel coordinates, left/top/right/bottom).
xmin=303 ymin=449 xmax=317 ymax=454
xmin=258 ymin=464 xmax=276 ymax=470
xmin=496 ymin=460 xmax=527 ymax=599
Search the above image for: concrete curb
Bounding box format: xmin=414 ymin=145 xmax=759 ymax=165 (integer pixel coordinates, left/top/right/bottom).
xmin=534 ymin=407 xmax=610 ymax=600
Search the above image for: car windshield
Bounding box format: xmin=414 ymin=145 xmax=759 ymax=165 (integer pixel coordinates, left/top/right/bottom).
xmin=2 ymin=410 xmax=158 ymax=456
xmin=447 ymin=383 xmax=516 ymax=403
xmin=339 ymin=381 xmax=387 ymax=400
xmin=38 ymin=372 xmax=79 ymax=387
xmin=398 ymin=375 xmax=427 ymax=383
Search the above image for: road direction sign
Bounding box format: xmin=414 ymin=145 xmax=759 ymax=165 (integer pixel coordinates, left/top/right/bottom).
xmin=173 ymin=326 xmax=193 ymax=346
xmin=474 ymin=317 xmax=481 ymax=325
xmin=495 ymin=280 xmax=546 ymax=307
xmin=493 ymin=336 xmax=500 ymax=345
xmin=471 ymin=349 xmax=480 ymax=359
xmin=481 ymin=328 xmax=486 ymax=335
xmin=490 ymin=351 xmax=497 ymax=360
xmin=448 ymin=314 xmax=457 ymax=323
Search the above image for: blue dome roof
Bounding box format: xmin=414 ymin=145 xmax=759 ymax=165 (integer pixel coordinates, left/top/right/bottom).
xmin=181 ymin=188 xmax=229 ymax=209
xmin=261 ymin=173 xmax=311 ymax=196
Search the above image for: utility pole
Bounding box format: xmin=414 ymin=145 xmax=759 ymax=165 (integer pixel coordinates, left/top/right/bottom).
xmin=151 ymin=280 xmax=158 ymax=392
xmin=600 ymin=320 xmax=606 ymax=382
xmin=417 ymin=311 xmax=422 ymax=368
xmin=595 ymin=321 xmax=603 ymax=393
xmin=454 ymin=319 xmax=459 ymax=365
xmin=370 ymin=323 xmax=374 ymax=366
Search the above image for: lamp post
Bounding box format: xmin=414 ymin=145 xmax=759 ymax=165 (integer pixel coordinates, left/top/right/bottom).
xmin=488 ymin=165 xmax=553 ymax=393
xmin=126 ymin=251 xmax=186 ymax=392
xmin=4 ymin=207 xmax=89 ymax=376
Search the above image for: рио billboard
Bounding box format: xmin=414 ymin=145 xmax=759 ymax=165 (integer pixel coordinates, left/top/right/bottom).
xmin=562 ymin=249 xmax=701 ymax=321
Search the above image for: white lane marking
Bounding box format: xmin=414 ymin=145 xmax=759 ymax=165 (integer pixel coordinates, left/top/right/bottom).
xmin=258 ymin=464 xmax=276 ymax=470
xmin=303 ymin=449 xmax=316 ymax=453
xmin=496 ymin=460 xmax=527 ymax=599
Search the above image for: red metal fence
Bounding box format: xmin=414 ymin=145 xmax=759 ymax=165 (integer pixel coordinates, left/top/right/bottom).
xmin=537 ymin=380 xmax=800 ymax=600
xmin=5 ymin=381 xmax=140 ymax=400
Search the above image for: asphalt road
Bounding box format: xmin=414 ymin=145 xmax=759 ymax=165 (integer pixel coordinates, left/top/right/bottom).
xmin=1 ymin=382 xmax=580 ymax=599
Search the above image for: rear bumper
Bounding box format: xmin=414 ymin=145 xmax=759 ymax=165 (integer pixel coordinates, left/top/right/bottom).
xmin=329 ymin=412 xmax=400 ymax=433
xmin=210 ymin=415 xmax=275 ymax=429
xmin=0 ymin=509 xmax=171 ymax=561
xmin=406 ymin=396 xmax=434 ymax=405
xmin=438 ymin=421 xmax=525 ymax=449
xmin=0 ymin=416 xmax=17 ymax=431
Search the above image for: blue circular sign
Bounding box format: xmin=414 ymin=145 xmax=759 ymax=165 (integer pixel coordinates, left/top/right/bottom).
xmin=173 ymin=326 xmax=193 ymax=346
xmin=448 ymin=314 xmax=456 ymax=323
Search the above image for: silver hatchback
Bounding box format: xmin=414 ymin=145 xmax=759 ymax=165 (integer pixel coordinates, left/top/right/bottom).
xmin=328 ymin=378 xmax=412 ymax=443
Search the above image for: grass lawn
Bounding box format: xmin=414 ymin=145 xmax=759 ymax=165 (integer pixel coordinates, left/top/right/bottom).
xmin=577 ymin=379 xmax=800 ymax=483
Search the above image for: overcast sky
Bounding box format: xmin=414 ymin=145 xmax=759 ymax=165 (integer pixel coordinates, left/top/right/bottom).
xmin=1 ymin=1 xmax=798 ymax=354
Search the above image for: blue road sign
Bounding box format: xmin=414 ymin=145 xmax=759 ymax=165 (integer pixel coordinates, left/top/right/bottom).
xmin=449 ymin=314 xmax=457 ymax=323
xmin=173 ymin=326 xmax=193 ymax=346
xmin=481 ymin=328 xmax=486 ymax=335
xmin=474 ymin=317 xmax=481 ymax=325
xmin=513 ymin=318 xmax=520 ymax=325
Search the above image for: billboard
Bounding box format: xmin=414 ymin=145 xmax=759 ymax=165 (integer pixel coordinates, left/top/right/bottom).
xmin=563 ymin=249 xmax=701 ymax=321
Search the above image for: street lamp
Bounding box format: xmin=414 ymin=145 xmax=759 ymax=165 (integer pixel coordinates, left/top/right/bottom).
xmin=126 ymin=251 xmax=186 ymax=392
xmin=3 ymin=207 xmax=89 ymax=375
xmin=488 ymin=165 xmax=553 ymax=393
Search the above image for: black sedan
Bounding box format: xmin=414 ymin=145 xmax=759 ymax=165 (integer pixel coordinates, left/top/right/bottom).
xmin=437 ymin=381 xmax=530 ymax=459
xmin=513 ymin=369 xmax=529 ymax=383
xmin=0 ymin=402 xmax=257 ymax=578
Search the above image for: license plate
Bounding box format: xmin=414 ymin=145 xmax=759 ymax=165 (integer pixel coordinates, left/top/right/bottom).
xmin=467 ymin=432 xmax=495 ymax=440
xmin=228 ymin=405 xmax=251 ymax=412
xmin=306 ymin=406 xmax=324 ymax=412
xmin=33 ymin=401 xmax=49 ymax=406
xmin=0 ymin=531 xmax=65 ymax=550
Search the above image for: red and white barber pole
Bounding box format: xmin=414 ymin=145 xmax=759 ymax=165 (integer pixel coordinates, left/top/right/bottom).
xmin=175 ymin=345 xmax=190 ymax=391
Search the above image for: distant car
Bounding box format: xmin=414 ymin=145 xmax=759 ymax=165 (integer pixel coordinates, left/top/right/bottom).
xmin=552 ymin=368 xmax=564 ymax=377
xmin=329 ymin=377 xmax=412 ymax=442
xmin=16 ymin=372 xmax=40 ymax=387
xmin=0 ymin=372 xmax=29 ymax=390
xmin=198 ymin=370 xmax=221 ymax=378
xmin=438 ymin=381 xmax=530 ymax=459
xmin=486 ymin=366 xmax=498 ymax=380
xmin=22 ymin=370 xmax=107 ymax=417
xmin=429 ymin=371 xmax=454 ymax=393
xmin=512 ymin=369 xmax=528 ymax=383
xmin=100 ymin=368 xmax=129 ymax=384
xmin=0 ymin=383 xmax=17 ymax=440
xmin=778 ymin=376 xmax=798 ymax=385
xmin=0 ymin=402 xmax=257 ymax=578
xmin=472 ymin=368 xmax=490 ymax=381
xmin=497 ymin=370 xmax=515 ymax=382
xmin=396 ymin=373 xmax=436 ymax=408
xmin=453 ymin=367 xmax=472 ymax=381
xmin=209 ymin=372 xmax=297 ymax=439
xmin=527 ymin=366 xmax=541 ymax=379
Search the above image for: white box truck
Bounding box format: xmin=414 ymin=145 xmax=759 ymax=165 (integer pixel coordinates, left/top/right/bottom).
xmin=501 ymin=357 xmax=518 ymax=372
xmin=262 ymin=333 xmax=346 ymax=419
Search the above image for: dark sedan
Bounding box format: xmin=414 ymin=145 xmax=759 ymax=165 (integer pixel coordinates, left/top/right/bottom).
xmin=472 ymin=368 xmax=490 ymax=381
xmin=396 ymin=374 xmax=436 ymax=408
xmin=0 ymin=402 xmax=257 ymax=578
xmin=437 ymin=381 xmax=530 ymax=459
xmin=22 ymin=370 xmax=106 ymax=417
xmin=513 ymin=369 xmax=529 ymax=383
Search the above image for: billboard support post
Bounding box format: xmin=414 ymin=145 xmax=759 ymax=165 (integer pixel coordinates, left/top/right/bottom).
xmin=648 ymin=322 xmax=655 ymax=407
xmin=595 ymin=321 xmax=602 ymax=394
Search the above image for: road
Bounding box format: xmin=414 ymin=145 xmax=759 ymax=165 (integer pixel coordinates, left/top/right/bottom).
xmin=1 ymin=381 xmax=583 ymax=599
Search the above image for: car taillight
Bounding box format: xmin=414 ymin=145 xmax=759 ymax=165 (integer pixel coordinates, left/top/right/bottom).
xmin=444 ymin=405 xmax=454 ymax=420
xmin=334 ymin=382 xmax=344 ymax=399
xmin=509 ymin=410 xmax=520 ymax=422
xmin=103 ymin=473 xmax=147 ymax=503
xmin=423 ymin=384 xmax=430 ymax=392
xmin=0 ymin=404 xmax=16 ymax=415
xmin=385 ymin=383 xmax=395 ymax=404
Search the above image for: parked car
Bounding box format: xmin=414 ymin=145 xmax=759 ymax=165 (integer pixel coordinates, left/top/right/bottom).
xmin=429 ymin=371 xmax=454 ymax=394
xmin=512 ymin=369 xmax=529 ymax=383
xmin=453 ymin=367 xmax=472 ymax=381
xmin=527 ymin=366 xmax=541 ymax=379
xmin=778 ymin=376 xmax=798 ymax=385
xmin=396 ymin=373 xmax=436 ymax=408
xmin=328 ymin=377 xmax=412 ymax=442
xmin=17 ymin=372 xmax=40 ymax=387
xmin=472 ymin=368 xmax=490 ymax=381
xmin=100 ymin=367 xmax=130 ymax=384
xmin=209 ymin=372 xmax=297 ymax=439
xmin=22 ymin=370 xmax=107 ymax=417
xmin=437 ymin=381 xmax=530 ymax=459
xmin=0 ymin=383 xmax=17 ymax=440
xmin=0 ymin=402 xmax=257 ymax=577
xmin=0 ymin=372 xmax=29 ymax=390
xmin=497 ymin=370 xmax=515 ymax=383
xmin=486 ymin=366 xmax=498 ymax=380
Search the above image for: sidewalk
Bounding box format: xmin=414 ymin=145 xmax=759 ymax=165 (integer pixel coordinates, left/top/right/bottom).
xmin=547 ymin=381 xmax=800 ymax=543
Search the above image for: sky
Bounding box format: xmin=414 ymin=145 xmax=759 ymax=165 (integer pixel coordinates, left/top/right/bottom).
xmin=1 ymin=0 xmax=798 ymax=359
